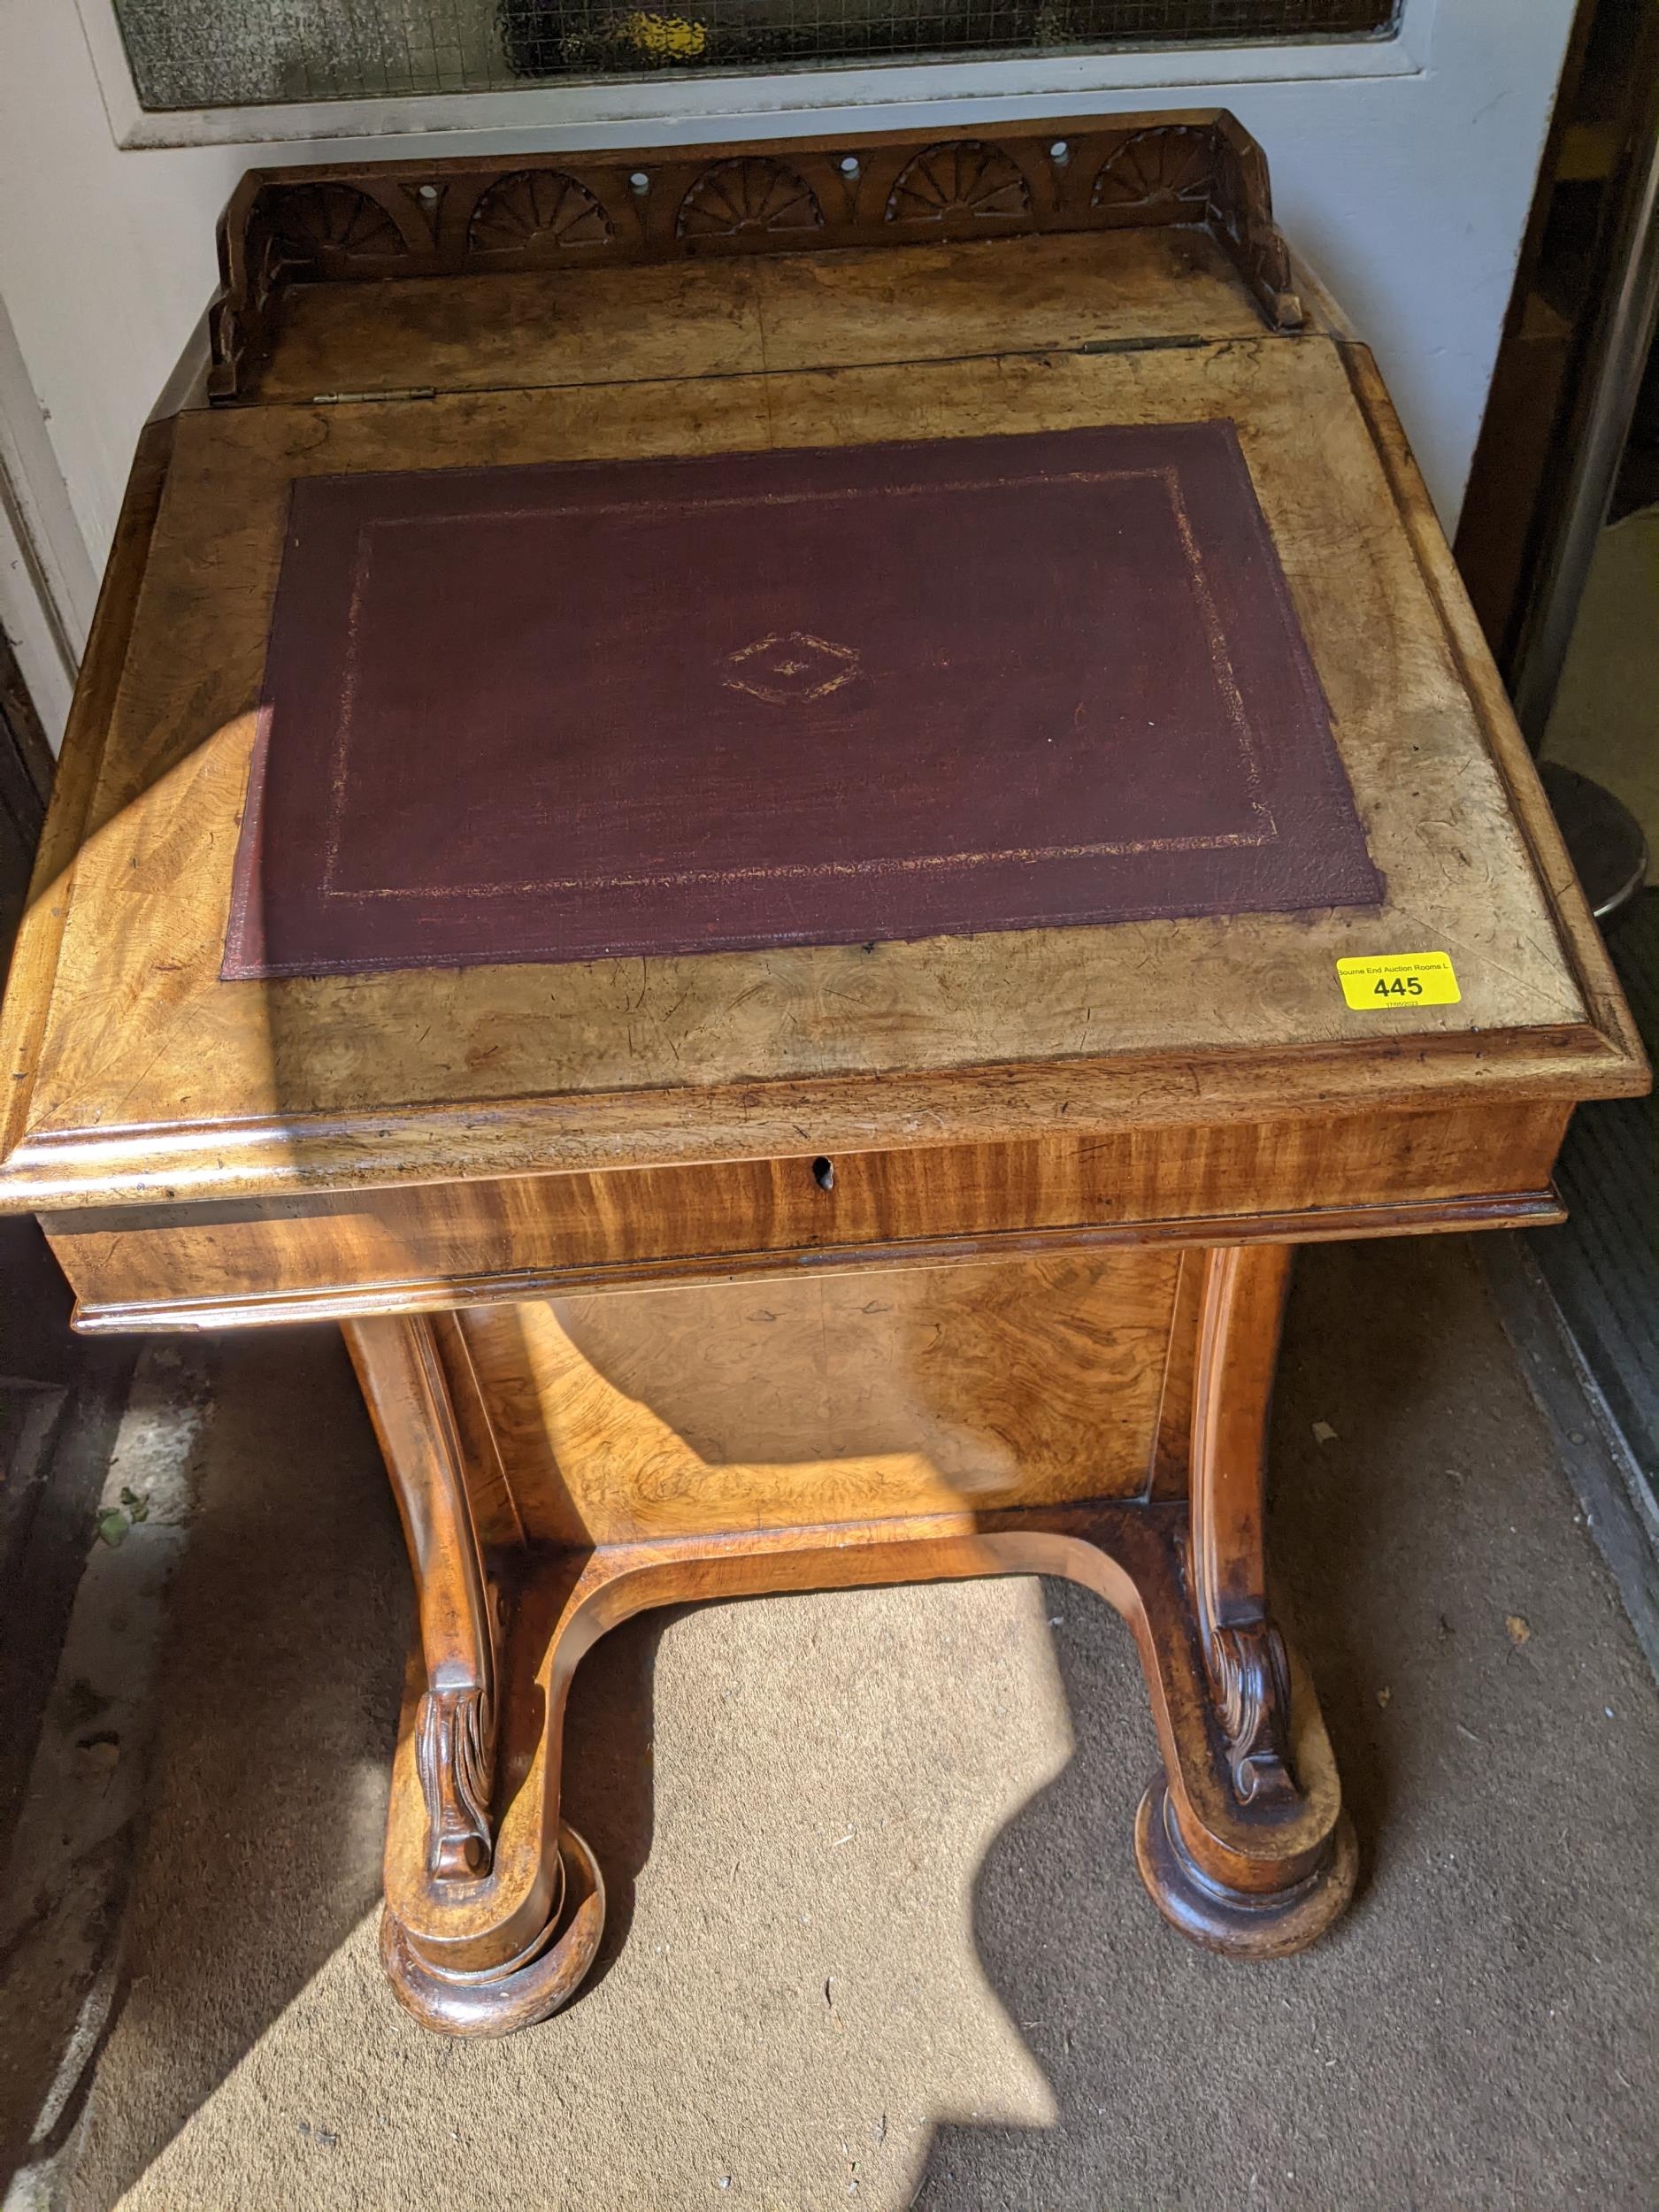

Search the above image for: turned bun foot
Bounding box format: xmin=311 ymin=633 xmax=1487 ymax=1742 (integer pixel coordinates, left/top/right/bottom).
xmin=1133 ymin=1777 xmax=1357 ymax=1960
xmin=380 ymin=1821 xmax=606 ymax=2037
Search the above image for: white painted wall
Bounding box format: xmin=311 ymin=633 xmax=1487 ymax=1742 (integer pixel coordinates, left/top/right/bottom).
xmin=0 ymin=0 xmax=1571 ymax=664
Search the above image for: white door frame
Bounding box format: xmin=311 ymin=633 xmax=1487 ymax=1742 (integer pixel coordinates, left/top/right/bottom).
xmin=0 ymin=297 xmax=99 ymax=748
xmin=73 ymin=0 xmax=1438 ymax=152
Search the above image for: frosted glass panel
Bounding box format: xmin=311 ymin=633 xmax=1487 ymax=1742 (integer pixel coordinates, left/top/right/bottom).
xmin=111 ymin=0 xmax=1398 ymax=109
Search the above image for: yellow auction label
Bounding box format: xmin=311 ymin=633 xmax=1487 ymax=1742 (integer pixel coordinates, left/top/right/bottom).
xmin=1337 ymin=951 xmax=1461 ymax=1010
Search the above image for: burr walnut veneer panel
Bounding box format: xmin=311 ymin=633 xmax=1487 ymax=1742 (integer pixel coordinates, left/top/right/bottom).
xmin=457 ymin=1252 xmax=1182 ymax=1543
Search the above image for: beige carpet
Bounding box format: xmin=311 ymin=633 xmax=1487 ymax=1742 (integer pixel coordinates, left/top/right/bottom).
xmin=25 ymin=1239 xmax=1659 ymax=2209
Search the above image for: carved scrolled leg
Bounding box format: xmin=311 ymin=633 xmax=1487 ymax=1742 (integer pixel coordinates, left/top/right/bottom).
xmin=346 ymin=1315 xmax=606 ymax=2036
xmin=1133 ymin=1242 xmax=1357 ymax=1957
xmin=1189 ymin=1244 xmax=1298 ymax=1803
xmin=346 ymin=1315 xmax=502 ymax=1882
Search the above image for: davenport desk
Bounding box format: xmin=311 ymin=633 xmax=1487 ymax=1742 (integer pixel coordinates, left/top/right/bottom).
xmin=0 ymin=117 xmax=1646 ymax=2037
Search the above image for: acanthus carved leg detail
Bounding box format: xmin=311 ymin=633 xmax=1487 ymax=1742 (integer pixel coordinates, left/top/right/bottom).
xmin=1210 ymin=1619 xmax=1295 ymax=1807
xmin=415 ymin=1682 xmax=497 ymax=1879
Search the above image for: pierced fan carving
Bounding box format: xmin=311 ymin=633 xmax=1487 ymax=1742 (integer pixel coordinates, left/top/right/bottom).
xmin=468 ymin=169 xmax=613 ymax=252
xmin=1092 ymin=127 xmax=1216 ymax=214
xmin=885 ymin=142 xmax=1031 ymax=225
xmin=677 ymin=157 xmax=823 ymax=240
xmin=1207 ymin=134 xmax=1251 ymax=246
xmin=210 ymin=120 xmax=1305 ymax=401
xmin=268 ymin=183 xmax=407 ymax=265
xmin=250 ymin=226 xmax=286 ymax=308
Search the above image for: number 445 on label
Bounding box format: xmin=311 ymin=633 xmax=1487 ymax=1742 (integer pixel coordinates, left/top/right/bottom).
xmin=1336 ymin=951 xmax=1462 ymax=1010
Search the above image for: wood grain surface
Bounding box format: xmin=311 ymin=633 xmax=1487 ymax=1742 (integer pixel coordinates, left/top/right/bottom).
xmin=457 ymin=1252 xmax=1180 ymax=1542
xmin=0 ymin=322 xmax=1640 ymax=1217
xmin=253 ymin=228 xmax=1271 ymax=405
xmin=42 ymin=1098 xmax=1568 ymax=1326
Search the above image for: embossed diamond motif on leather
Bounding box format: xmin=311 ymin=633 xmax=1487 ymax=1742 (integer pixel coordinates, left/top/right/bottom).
xmin=723 ymin=630 xmax=861 ymax=705
xmin=226 ymin=424 xmax=1385 ymax=979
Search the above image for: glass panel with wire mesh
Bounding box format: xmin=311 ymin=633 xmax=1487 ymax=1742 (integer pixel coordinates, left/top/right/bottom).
xmin=111 ymin=0 xmax=1399 ymax=109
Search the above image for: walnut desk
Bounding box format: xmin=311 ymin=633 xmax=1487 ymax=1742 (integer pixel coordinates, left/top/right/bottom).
xmin=0 ymin=117 xmax=1646 ymax=2038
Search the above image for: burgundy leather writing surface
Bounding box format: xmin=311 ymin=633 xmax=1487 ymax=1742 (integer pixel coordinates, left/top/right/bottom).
xmin=223 ymin=423 xmax=1381 ymax=979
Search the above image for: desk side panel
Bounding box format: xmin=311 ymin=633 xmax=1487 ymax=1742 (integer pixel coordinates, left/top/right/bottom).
xmin=453 ymin=1251 xmax=1182 ymax=1542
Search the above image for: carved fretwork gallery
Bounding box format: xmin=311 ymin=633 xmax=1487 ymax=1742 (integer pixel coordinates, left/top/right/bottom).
xmin=208 ymin=114 xmax=1302 ymax=401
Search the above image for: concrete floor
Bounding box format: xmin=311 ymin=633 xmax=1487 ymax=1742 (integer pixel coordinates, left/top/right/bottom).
xmin=1544 ymin=505 xmax=1659 ymax=880
xmin=3 ymin=1236 xmax=1656 ymax=2210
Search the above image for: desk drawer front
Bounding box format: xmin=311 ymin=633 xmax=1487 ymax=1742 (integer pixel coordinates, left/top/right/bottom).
xmin=49 ymin=1100 xmax=1568 ymax=1328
